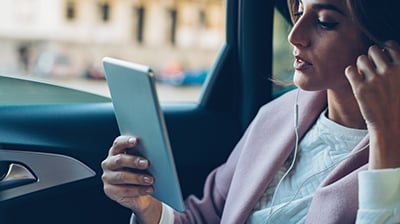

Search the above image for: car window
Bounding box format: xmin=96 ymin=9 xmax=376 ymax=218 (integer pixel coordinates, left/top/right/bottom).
xmin=0 ymin=0 xmax=226 ymax=103
xmin=272 ymin=9 xmax=296 ymax=97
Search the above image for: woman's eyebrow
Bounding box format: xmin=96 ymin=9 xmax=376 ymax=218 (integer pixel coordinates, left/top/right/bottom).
xmin=312 ymin=3 xmax=346 ymax=16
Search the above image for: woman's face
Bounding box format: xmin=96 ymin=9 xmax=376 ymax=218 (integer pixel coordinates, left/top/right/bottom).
xmin=288 ymin=0 xmax=368 ymax=92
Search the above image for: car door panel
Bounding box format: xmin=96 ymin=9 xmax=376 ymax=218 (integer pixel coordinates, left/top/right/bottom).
xmin=0 ymin=103 xmax=127 ymax=224
xmin=0 ymin=102 xmax=242 ymax=223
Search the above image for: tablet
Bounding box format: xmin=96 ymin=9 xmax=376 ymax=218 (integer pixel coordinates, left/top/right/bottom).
xmin=102 ymin=57 xmax=184 ymax=212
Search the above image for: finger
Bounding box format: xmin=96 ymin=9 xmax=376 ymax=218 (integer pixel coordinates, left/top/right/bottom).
xmin=102 ymin=153 xmax=149 ymax=171
xmin=368 ymin=45 xmax=391 ymax=72
xmin=345 ymin=65 xmax=364 ymax=84
xmin=102 ymin=170 xmax=154 ymax=186
xmin=383 ymin=40 xmax=400 ymax=64
xmin=104 ymin=183 xmax=154 ymax=199
xmin=345 ymin=65 xmax=364 ymax=97
xmin=109 ymin=136 xmax=138 ymax=156
xmin=356 ymin=55 xmax=376 ymax=81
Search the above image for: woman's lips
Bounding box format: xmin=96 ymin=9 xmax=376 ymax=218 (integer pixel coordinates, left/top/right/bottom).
xmin=294 ymin=56 xmax=312 ymax=71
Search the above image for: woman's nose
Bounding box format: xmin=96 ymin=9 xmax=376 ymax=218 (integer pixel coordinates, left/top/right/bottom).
xmin=288 ymin=17 xmax=311 ymax=48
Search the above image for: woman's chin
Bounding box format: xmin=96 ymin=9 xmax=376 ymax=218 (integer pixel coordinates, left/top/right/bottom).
xmin=293 ymin=73 xmax=323 ymax=91
xmin=293 ymin=80 xmax=322 ymax=92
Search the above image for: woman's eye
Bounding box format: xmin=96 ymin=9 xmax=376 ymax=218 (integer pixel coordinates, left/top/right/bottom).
xmin=317 ymin=20 xmax=339 ymax=30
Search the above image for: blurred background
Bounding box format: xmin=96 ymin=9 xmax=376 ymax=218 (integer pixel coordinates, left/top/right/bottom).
xmin=0 ymin=0 xmax=292 ymax=102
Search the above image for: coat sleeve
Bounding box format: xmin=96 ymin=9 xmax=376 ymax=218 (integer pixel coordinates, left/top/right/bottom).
xmin=172 ymin=104 xmax=271 ymax=223
xmin=356 ymin=168 xmax=400 ymax=224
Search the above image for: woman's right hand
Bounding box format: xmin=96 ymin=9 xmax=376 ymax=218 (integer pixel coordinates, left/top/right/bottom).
xmin=101 ymin=135 xmax=162 ymax=223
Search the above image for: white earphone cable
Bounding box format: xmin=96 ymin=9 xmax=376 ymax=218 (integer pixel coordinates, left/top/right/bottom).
xmin=266 ymin=89 xmax=300 ymax=221
xmin=265 ymin=89 xmax=369 ymax=223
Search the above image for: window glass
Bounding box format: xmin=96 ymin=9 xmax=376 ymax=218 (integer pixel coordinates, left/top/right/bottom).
xmin=272 ymin=9 xmax=296 ymax=97
xmin=0 ymin=0 xmax=226 ymax=103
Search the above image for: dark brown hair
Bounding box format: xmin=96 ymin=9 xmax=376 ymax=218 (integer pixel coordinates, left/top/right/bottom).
xmin=287 ymin=0 xmax=400 ymax=46
xmin=287 ymin=0 xmax=300 ymax=24
xmin=346 ymin=0 xmax=400 ymax=45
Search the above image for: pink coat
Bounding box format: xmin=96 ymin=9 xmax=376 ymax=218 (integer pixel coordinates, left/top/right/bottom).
xmin=174 ymin=90 xmax=369 ymax=224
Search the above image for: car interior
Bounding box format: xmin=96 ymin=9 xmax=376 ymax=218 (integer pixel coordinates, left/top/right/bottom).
xmin=0 ymin=0 xmax=293 ymax=223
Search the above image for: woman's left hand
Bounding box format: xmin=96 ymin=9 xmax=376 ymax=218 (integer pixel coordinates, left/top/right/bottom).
xmin=345 ymin=40 xmax=400 ymax=169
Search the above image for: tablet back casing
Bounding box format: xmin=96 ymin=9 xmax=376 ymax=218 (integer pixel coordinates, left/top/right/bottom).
xmin=102 ymin=57 xmax=184 ymax=212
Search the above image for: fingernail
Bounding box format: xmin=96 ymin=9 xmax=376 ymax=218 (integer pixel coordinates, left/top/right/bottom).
xmin=143 ymin=176 xmax=153 ymax=184
xmin=128 ymin=137 xmax=137 ymax=145
xmin=138 ymin=159 xmax=148 ymax=168
xmin=145 ymin=188 xmax=154 ymax=194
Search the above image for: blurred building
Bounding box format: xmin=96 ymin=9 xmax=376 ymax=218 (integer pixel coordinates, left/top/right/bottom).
xmin=0 ymin=0 xmax=225 ymax=77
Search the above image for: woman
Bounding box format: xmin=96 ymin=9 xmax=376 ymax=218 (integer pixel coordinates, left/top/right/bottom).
xmin=101 ymin=0 xmax=400 ymax=223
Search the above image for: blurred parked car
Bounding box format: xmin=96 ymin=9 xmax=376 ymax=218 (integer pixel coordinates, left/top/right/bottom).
xmin=156 ymin=62 xmax=208 ymax=86
xmin=84 ymin=63 xmax=105 ymax=80
xmin=34 ymin=52 xmax=79 ymax=77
